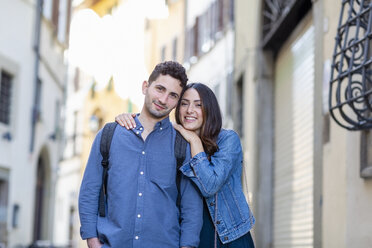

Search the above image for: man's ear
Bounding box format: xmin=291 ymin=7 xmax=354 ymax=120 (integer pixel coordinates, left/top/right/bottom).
xmin=142 ymin=81 xmax=149 ymax=95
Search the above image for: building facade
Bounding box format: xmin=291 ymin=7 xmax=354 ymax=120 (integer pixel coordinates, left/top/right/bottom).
xmin=235 ymin=0 xmax=372 ymax=247
xmin=184 ymin=0 xmax=235 ymax=129
xmin=0 ymin=0 xmax=71 ymax=246
xmin=54 ymin=0 xmax=141 ymax=247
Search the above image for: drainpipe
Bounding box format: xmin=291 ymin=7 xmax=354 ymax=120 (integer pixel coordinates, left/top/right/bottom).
xmin=30 ymin=0 xmax=43 ymax=152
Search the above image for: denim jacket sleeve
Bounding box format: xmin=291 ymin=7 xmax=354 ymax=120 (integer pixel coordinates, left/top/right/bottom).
xmin=78 ymin=130 xmax=103 ymax=240
xmin=179 ymin=145 xmax=203 ymax=247
xmin=179 ymin=130 xmax=243 ymax=198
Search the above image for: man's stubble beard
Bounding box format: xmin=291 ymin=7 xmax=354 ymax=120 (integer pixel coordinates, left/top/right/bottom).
xmin=144 ymin=98 xmax=172 ymax=119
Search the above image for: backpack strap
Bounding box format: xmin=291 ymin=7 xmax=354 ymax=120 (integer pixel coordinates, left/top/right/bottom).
xmin=98 ymin=122 xmax=118 ymax=217
xmin=174 ymin=130 xmax=187 ymax=208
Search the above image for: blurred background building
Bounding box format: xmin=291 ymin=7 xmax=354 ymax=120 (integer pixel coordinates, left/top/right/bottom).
xmin=0 ymin=0 xmax=72 ymax=247
xmin=235 ymin=0 xmax=372 ymax=248
xmin=1 ymin=0 xmax=372 ymax=247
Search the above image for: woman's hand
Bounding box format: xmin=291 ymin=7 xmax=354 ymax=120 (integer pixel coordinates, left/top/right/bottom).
xmin=173 ymin=123 xmax=204 ymax=157
xmin=172 ymin=123 xmax=199 ymax=143
xmin=115 ymin=113 xmax=137 ymax=129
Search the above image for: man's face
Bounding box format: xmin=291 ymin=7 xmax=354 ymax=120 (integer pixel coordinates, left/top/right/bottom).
xmin=143 ymin=74 xmax=183 ymax=120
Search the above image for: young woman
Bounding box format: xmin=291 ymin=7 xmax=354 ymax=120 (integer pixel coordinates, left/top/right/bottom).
xmin=115 ymin=83 xmax=255 ymax=248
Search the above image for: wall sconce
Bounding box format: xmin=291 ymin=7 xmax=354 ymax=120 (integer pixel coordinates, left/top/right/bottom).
xmin=2 ymin=132 xmax=11 ymax=141
xmin=89 ymin=115 xmax=99 ymax=133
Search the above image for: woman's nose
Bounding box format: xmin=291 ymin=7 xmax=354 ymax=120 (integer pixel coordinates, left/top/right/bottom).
xmin=187 ymin=105 xmax=194 ymax=113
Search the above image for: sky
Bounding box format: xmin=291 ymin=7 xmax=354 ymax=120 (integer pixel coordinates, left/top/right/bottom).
xmin=68 ymin=0 xmax=169 ymax=107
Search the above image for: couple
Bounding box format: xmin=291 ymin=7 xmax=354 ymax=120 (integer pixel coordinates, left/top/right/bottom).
xmin=78 ymin=61 xmax=255 ymax=248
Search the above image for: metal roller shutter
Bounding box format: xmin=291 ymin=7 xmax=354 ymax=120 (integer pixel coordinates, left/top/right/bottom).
xmin=273 ymin=24 xmax=314 ymax=248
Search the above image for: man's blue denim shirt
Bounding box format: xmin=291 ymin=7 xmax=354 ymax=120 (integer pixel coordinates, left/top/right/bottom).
xmin=180 ymin=129 xmax=255 ymax=244
xmin=79 ymin=116 xmax=203 ymax=248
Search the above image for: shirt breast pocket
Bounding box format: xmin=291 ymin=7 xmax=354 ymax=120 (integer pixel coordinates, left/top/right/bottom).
xmin=147 ymin=152 xmax=176 ymax=187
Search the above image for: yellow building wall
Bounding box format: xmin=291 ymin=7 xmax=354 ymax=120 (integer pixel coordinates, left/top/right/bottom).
xmin=80 ymin=82 xmax=138 ymax=177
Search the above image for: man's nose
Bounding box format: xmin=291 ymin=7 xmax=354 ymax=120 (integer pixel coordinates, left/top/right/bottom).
xmin=158 ymin=94 xmax=168 ymax=104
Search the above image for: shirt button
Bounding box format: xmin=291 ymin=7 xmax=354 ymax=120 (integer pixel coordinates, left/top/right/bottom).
xmin=138 ymin=192 xmax=142 ymax=196
xmin=160 ymin=127 xmax=163 ymax=130
xmin=140 ymin=127 xmax=143 ymax=130
xmin=135 ymin=236 xmax=139 ymax=240
xmin=137 ymin=214 xmax=141 ymax=218
xmin=140 ymin=171 xmax=144 ymax=175
xmin=224 ymin=237 xmax=228 ymax=241
xmin=210 ymin=202 xmax=214 ymax=206
xmin=216 ymin=220 xmax=221 ymax=224
xmin=142 ymin=151 xmax=145 ymax=155
xmin=136 ymin=131 xmax=139 ymax=134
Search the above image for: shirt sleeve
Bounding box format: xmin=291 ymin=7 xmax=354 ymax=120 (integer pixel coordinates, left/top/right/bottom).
xmin=179 ymin=130 xmax=243 ymax=198
xmin=78 ymin=130 xmax=103 ymax=240
xmin=179 ymin=172 xmax=203 ymax=247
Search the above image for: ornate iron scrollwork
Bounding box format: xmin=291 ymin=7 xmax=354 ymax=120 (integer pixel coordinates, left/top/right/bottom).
xmin=329 ymin=0 xmax=372 ymax=130
xmin=262 ymin=0 xmax=295 ymax=45
xmin=262 ymin=0 xmax=312 ymax=53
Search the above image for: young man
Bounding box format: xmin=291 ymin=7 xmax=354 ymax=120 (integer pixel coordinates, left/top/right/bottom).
xmin=79 ymin=61 xmax=203 ymax=248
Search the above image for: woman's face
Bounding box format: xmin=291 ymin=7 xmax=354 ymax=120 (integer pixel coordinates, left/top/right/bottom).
xmin=179 ymin=88 xmax=204 ymax=134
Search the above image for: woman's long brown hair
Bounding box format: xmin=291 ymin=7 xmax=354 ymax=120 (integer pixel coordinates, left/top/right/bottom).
xmin=175 ymin=83 xmax=222 ymax=157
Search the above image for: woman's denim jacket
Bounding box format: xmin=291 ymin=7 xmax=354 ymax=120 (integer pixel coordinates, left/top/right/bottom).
xmin=180 ymin=129 xmax=255 ymax=244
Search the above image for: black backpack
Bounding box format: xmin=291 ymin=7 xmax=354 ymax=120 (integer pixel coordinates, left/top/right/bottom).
xmin=98 ymin=122 xmax=187 ymax=217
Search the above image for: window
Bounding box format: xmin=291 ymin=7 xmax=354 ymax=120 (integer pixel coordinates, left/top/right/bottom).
xmin=52 ymin=0 xmax=60 ymax=32
xmin=34 ymin=78 xmax=42 ymax=123
xmin=73 ymin=111 xmax=78 ymax=155
xmin=217 ymin=0 xmax=224 ymax=32
xmin=73 ymin=67 xmax=80 ymax=92
xmin=0 ymin=171 xmax=9 ymax=244
xmin=172 ymin=38 xmax=177 ymax=61
xmin=57 ymin=0 xmax=70 ymax=43
xmin=229 ymin=0 xmax=234 ymax=25
xmin=361 ymin=130 xmax=372 ymax=179
xmin=226 ymin=72 xmax=233 ymax=118
xmin=51 ymin=0 xmax=72 ymax=44
xmin=161 ymin=46 xmax=166 ymax=62
xmin=43 ymin=0 xmax=53 ymax=20
xmin=235 ymin=76 xmax=243 ymax=137
xmin=0 ymin=71 xmax=13 ymax=125
xmin=53 ymin=100 xmax=61 ymax=140
xmin=193 ymin=17 xmax=199 ymax=57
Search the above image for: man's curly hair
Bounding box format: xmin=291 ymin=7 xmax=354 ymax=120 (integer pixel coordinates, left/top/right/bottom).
xmin=148 ymin=61 xmax=188 ymax=88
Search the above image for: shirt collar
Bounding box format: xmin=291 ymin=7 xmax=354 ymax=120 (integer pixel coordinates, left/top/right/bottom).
xmin=133 ymin=114 xmax=171 ymax=132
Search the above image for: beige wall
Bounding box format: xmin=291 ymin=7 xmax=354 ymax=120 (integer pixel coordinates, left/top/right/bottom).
xmin=236 ymin=0 xmax=372 ymax=247
xmin=322 ymin=0 xmax=372 ymax=247
xmin=81 ymin=84 xmax=137 ymax=175
xmin=234 ymin=0 xmax=261 ymax=202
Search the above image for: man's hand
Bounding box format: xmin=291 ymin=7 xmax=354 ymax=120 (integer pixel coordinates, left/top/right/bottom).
xmin=87 ymin=237 xmax=103 ymax=248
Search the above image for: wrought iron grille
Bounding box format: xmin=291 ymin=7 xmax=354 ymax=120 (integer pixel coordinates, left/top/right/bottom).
xmin=262 ymin=0 xmax=312 ymax=52
xmin=262 ymin=0 xmax=294 ymax=40
xmin=329 ymin=0 xmax=372 ymax=130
